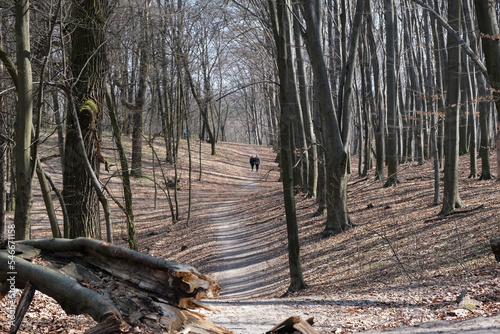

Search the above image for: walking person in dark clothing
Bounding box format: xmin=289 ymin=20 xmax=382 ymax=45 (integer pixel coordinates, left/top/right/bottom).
xmin=254 ymin=155 xmax=260 ymax=172
xmin=249 ymin=155 xmax=255 ymax=171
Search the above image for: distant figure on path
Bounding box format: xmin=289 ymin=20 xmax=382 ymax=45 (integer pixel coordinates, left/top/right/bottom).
xmin=254 ymin=155 xmax=260 ymax=172
xmin=249 ymin=155 xmax=256 ymax=171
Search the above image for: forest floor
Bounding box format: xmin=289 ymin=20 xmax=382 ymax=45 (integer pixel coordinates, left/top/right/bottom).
xmin=1 ymin=134 xmax=500 ymax=333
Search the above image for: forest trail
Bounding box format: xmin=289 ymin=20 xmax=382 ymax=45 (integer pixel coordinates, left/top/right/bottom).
xmin=16 ymin=139 xmax=500 ymax=333
xmin=193 ymin=143 xmax=500 ymax=334
xmin=199 ymin=149 xmax=299 ymax=333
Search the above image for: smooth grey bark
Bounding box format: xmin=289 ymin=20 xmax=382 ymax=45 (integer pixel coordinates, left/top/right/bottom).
xmin=474 ymin=0 xmax=500 ymax=180
xmin=300 ymin=0 xmax=364 ymax=235
xmin=293 ymin=7 xmax=316 ymax=196
xmin=36 ymin=157 xmax=62 ymax=238
xmin=106 ymin=82 xmax=137 ymax=250
xmin=0 ymin=17 xmax=6 ymax=240
xmin=463 ymin=0 xmax=480 ymax=178
xmin=403 ymin=7 xmax=424 ymax=165
xmin=424 ymin=11 xmax=440 ymax=205
xmin=300 ymin=0 xmax=351 ymax=236
xmin=52 ymin=91 xmax=65 ymax=174
xmin=441 ymin=0 xmax=464 ymax=214
xmin=14 ymin=0 xmax=33 ymax=240
xmin=269 ymin=0 xmax=307 ymax=293
xmin=365 ymin=0 xmax=385 ymax=180
xmin=478 ymin=92 xmax=492 ymax=180
xmin=359 ymin=33 xmax=372 ymax=177
xmin=384 ymin=0 xmax=398 ymax=188
xmin=430 ymin=0 xmax=447 ymax=166
xmin=283 ymin=7 xmax=305 ymax=191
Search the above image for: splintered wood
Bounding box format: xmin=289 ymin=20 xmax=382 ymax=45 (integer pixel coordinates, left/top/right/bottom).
xmin=266 ymin=316 xmax=318 ymax=334
xmin=0 ymin=237 xmax=231 ymax=333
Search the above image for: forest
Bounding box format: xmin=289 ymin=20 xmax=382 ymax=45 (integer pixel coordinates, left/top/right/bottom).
xmin=1 ymin=0 xmax=500 ymax=333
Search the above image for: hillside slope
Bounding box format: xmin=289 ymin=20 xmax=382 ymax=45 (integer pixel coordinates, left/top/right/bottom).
xmin=2 ymin=136 xmax=500 ymax=333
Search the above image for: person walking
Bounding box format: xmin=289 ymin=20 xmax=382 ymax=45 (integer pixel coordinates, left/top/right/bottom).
xmin=249 ymin=155 xmax=255 ymax=171
xmin=254 ymin=155 xmax=260 ymax=172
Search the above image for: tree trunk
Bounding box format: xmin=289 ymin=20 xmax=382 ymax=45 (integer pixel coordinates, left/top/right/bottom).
xmin=441 ymin=0 xmax=464 ymax=214
xmin=52 ymin=91 xmax=65 ymax=174
xmin=384 ymin=0 xmax=399 ymax=187
xmin=36 ymin=157 xmax=62 ymax=238
xmin=299 ymin=0 xmax=352 ymax=236
xmin=130 ymin=7 xmax=150 ymax=178
xmin=63 ymin=0 xmax=108 ymax=239
xmin=14 ymin=0 xmax=33 ymax=240
xmin=269 ymin=0 xmax=308 ymax=294
xmin=424 ymin=11 xmax=440 ymax=205
xmin=106 ymin=82 xmax=137 ymax=250
xmin=1 ymin=238 xmax=228 ymax=333
xmin=293 ymin=8 xmax=314 ymax=195
xmin=365 ymin=0 xmax=385 ymax=181
xmin=462 ymin=0 xmax=482 ymax=178
xmin=474 ymin=0 xmax=500 ymax=180
xmin=0 ymin=16 xmax=6 ymax=240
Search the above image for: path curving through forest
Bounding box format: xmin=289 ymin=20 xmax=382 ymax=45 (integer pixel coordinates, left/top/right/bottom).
xmin=197 ymin=144 xmax=500 ymax=334
xmin=199 ymin=152 xmax=310 ymax=333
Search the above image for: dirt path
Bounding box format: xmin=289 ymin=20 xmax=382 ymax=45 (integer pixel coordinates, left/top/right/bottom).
xmin=200 ymin=160 xmax=287 ymax=332
xmin=196 ymin=145 xmax=500 ymax=334
xmin=198 ymin=153 xmax=339 ymax=333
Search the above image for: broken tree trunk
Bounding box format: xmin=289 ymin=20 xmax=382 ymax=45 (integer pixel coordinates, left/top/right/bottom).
xmin=266 ymin=316 xmax=318 ymax=334
xmin=0 ymin=238 xmax=230 ymax=333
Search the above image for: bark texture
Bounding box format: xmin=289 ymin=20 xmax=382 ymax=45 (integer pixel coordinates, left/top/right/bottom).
xmin=0 ymin=238 xmax=228 ymax=333
xmin=63 ymin=0 xmax=107 ymax=239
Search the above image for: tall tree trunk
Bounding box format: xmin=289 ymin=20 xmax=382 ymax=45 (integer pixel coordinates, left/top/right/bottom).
xmin=106 ymin=82 xmax=137 ymax=250
xmin=63 ymin=0 xmax=108 ymax=238
xmin=269 ymin=0 xmax=307 ymax=293
xmin=384 ymin=0 xmax=399 ymax=187
xmin=430 ymin=0 xmax=447 ymax=167
xmin=52 ymin=91 xmax=65 ymax=174
xmin=300 ymin=0 xmax=357 ymax=236
xmin=292 ymin=8 xmax=314 ymax=195
xmin=463 ymin=0 xmax=480 ymax=178
xmin=130 ymin=6 xmax=150 ymax=178
xmin=474 ymin=0 xmax=500 ymax=180
xmin=14 ymin=0 xmax=33 ymax=240
xmin=365 ymin=0 xmax=385 ymax=180
xmin=424 ymin=11 xmax=440 ymax=205
xmin=441 ymin=0 xmax=464 ymax=214
xmin=0 ymin=16 xmax=6 ymax=240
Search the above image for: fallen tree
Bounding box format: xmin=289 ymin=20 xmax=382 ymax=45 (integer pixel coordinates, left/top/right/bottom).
xmin=0 ymin=237 xmax=231 ymax=333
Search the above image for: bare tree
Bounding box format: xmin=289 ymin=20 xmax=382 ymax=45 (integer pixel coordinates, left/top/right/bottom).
xmin=63 ymin=0 xmax=109 ymax=238
xmin=384 ymin=0 xmax=399 ymax=187
xmin=268 ymin=0 xmax=307 ymax=294
xmin=14 ymin=0 xmax=34 ymax=240
xmin=441 ymin=0 xmax=464 ymax=214
xmin=475 ymin=0 xmax=500 ymax=180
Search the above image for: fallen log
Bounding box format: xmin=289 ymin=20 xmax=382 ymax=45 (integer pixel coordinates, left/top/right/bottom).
xmin=0 ymin=251 xmax=121 ymax=322
xmin=266 ymin=316 xmax=318 ymax=334
xmin=0 ymin=238 xmax=230 ymax=333
xmin=10 ymin=281 xmax=36 ymax=334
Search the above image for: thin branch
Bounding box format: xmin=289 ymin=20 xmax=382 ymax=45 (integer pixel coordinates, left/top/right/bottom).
xmin=52 ymin=83 xmax=113 ymax=242
xmin=363 ymin=226 xmax=415 ymax=282
xmin=411 ymin=0 xmax=489 ymax=80
xmin=292 ymin=143 xmax=324 ymax=168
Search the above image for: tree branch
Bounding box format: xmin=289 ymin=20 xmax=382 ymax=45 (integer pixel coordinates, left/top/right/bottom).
xmin=411 ymin=0 xmax=489 ymax=79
